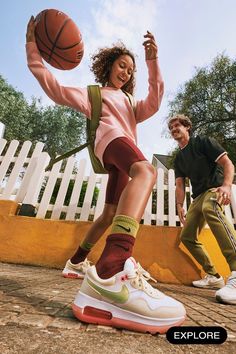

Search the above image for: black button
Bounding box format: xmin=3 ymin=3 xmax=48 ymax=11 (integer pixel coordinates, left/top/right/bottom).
xmin=166 ymin=326 xmax=227 ymax=344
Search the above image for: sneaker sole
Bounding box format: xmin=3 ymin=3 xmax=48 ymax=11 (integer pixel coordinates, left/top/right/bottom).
xmin=216 ymin=295 xmax=236 ymax=305
xmin=62 ymin=273 xmax=84 ymax=279
xmin=72 ymin=292 xmax=186 ymax=334
xmin=192 ymin=284 xmax=224 ymax=289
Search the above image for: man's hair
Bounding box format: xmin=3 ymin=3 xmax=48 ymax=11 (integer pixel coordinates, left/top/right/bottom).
xmin=168 ymin=114 xmax=192 ymax=134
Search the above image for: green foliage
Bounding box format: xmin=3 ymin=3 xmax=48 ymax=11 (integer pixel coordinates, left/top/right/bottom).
xmin=168 ymin=54 xmax=236 ymax=164
xmin=0 ymin=74 xmax=86 ymax=158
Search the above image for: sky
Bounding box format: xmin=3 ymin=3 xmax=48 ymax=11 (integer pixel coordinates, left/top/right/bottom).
xmin=1 ymin=0 xmax=236 ymax=164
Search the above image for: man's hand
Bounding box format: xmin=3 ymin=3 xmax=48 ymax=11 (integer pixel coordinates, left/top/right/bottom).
xmin=26 ymin=16 xmax=36 ymax=43
xmin=215 ymin=154 xmax=234 ymax=205
xmin=177 ymin=204 xmax=186 ymax=225
xmin=143 ymin=31 xmax=158 ymax=60
xmin=213 ymin=185 xmax=232 ymax=206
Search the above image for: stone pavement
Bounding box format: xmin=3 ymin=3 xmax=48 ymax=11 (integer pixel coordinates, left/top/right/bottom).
xmin=0 ymin=262 xmax=236 ymax=354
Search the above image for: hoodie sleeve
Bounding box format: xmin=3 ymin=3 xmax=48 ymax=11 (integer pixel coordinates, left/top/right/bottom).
xmin=26 ymin=42 xmax=91 ymax=118
xmin=135 ymin=58 xmax=164 ymax=123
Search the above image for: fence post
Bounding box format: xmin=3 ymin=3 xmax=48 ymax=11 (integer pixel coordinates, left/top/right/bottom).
xmin=230 ymin=184 xmax=236 ymax=224
xmin=168 ymin=169 xmax=176 ymax=226
xmin=80 ymin=169 xmax=97 ymax=221
xmin=51 ymin=156 xmax=75 ymax=220
xmin=21 ymin=152 xmax=50 ymax=207
xmin=93 ymin=174 xmax=108 ymax=220
xmin=0 ymin=122 xmax=5 ymax=138
xmin=36 ymin=159 xmax=63 ymax=219
xmin=15 ymin=142 xmax=45 ymax=203
xmin=65 ymin=159 xmax=87 ymax=221
xmin=156 ymin=168 xmax=164 ymax=225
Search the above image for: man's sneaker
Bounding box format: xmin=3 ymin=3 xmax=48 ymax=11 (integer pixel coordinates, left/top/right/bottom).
xmin=215 ymin=271 xmax=236 ymax=304
xmin=62 ymin=259 xmax=91 ymax=279
xmin=72 ymin=257 xmax=186 ymax=334
xmin=192 ymin=274 xmax=225 ymax=289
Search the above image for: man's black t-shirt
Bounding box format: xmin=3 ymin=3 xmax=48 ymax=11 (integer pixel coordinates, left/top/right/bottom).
xmin=174 ymin=136 xmax=226 ymax=198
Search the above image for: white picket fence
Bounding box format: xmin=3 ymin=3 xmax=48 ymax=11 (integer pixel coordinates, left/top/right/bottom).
xmin=0 ymin=138 xmax=236 ymax=226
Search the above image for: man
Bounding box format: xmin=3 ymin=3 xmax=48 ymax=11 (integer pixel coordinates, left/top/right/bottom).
xmin=169 ymin=114 xmax=236 ymax=305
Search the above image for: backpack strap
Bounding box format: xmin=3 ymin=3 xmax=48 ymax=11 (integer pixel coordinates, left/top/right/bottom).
xmin=87 ymin=85 xmax=102 ymax=144
xmin=45 ymin=141 xmax=89 ymax=171
xmin=86 ymin=85 xmax=107 ymax=174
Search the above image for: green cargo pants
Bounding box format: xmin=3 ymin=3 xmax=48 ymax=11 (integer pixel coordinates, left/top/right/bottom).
xmin=180 ymin=189 xmax=236 ymax=275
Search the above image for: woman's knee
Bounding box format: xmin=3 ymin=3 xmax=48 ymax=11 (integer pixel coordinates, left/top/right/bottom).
xmin=130 ymin=161 xmax=157 ymax=183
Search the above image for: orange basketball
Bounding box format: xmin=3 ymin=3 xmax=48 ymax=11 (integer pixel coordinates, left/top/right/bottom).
xmin=35 ymin=9 xmax=84 ymax=70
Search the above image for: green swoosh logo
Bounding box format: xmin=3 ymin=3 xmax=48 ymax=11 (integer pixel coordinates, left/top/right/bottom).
xmin=87 ymin=278 xmax=129 ymax=304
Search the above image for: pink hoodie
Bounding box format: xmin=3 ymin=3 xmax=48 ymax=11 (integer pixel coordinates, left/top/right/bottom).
xmin=26 ymin=42 xmax=164 ymax=164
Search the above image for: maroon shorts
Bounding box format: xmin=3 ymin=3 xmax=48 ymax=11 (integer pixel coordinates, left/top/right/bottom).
xmin=103 ymin=137 xmax=147 ymax=205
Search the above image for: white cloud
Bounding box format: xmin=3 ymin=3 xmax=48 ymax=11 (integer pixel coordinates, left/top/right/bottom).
xmin=87 ymin=0 xmax=160 ymax=54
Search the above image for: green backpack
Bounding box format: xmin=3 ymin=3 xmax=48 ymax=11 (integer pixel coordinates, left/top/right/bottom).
xmin=46 ymin=85 xmax=135 ymax=173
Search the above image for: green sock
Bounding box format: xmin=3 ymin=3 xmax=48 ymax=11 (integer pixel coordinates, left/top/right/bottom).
xmin=80 ymin=240 xmax=94 ymax=251
xmin=111 ymin=215 xmax=139 ymax=237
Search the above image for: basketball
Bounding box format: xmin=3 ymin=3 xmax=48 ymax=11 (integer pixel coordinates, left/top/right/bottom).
xmin=35 ymin=9 xmax=84 ymax=70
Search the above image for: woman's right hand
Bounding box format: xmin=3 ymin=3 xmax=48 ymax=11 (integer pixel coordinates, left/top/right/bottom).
xmin=26 ymin=16 xmax=36 ymax=43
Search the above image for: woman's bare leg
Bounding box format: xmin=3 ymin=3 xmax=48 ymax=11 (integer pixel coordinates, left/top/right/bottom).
xmin=116 ymin=161 xmax=157 ymax=221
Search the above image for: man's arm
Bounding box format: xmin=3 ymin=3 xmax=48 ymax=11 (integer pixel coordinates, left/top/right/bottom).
xmin=176 ymin=177 xmax=186 ymax=225
xmin=215 ymin=154 xmax=235 ymax=205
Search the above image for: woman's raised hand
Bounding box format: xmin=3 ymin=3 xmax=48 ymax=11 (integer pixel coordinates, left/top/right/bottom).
xmin=26 ymin=16 xmax=36 ymax=43
xmin=143 ymin=31 xmax=158 ymax=60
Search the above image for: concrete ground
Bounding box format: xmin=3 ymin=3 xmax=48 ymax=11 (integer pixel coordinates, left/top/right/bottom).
xmin=0 ymin=262 xmax=236 ymax=354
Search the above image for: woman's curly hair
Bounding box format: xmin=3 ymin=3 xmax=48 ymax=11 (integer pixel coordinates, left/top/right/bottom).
xmin=90 ymin=42 xmax=136 ymax=95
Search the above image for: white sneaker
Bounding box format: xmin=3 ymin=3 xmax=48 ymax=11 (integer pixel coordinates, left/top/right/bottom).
xmin=62 ymin=259 xmax=91 ymax=279
xmin=215 ymin=271 xmax=236 ymax=304
xmin=137 ymin=262 xmax=157 ymax=282
xmin=72 ymin=257 xmax=186 ymax=334
xmin=192 ymin=274 xmax=225 ymax=289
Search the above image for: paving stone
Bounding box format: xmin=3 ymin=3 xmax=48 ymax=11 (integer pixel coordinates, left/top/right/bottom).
xmin=183 ymin=319 xmax=198 ymax=326
xmin=122 ymin=329 xmax=149 ymax=336
xmin=12 ymin=313 xmax=53 ymax=327
xmin=1 ymin=261 xmax=236 ymax=342
xmin=225 ymin=323 xmax=236 ymax=331
xmin=48 ymin=317 xmax=82 ymax=330
xmin=0 ymin=311 xmax=18 ymax=324
xmin=56 ymin=307 xmax=74 ymax=318
xmin=40 ymin=300 xmax=67 ymax=309
xmin=227 ymin=332 xmax=236 ymax=342
xmin=97 ymin=325 xmax=120 ymax=333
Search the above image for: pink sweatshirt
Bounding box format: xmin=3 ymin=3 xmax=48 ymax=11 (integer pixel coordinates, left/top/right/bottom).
xmin=26 ymin=42 xmax=164 ymax=164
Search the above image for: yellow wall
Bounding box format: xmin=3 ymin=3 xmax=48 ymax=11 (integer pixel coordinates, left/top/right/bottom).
xmin=0 ymin=200 xmax=231 ymax=285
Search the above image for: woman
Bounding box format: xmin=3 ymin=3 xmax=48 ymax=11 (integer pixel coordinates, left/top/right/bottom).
xmin=26 ymin=16 xmax=185 ymax=333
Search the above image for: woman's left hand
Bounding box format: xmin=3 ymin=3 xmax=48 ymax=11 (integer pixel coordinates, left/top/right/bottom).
xmin=143 ymin=31 xmax=158 ymax=60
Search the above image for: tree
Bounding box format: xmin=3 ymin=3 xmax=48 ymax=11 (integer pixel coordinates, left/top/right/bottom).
xmin=32 ymin=104 xmax=86 ymax=158
xmin=168 ymin=54 xmax=236 ymax=164
xmin=0 ymin=75 xmax=86 ymax=158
